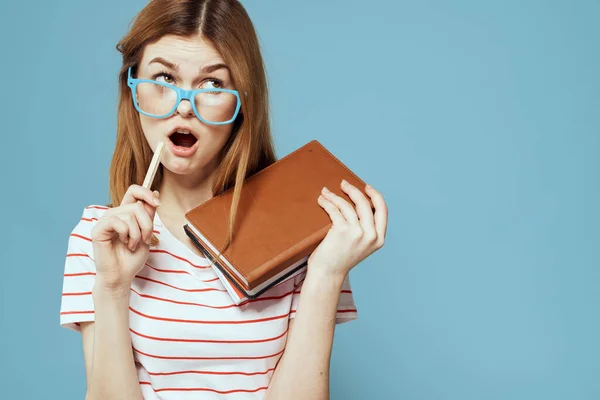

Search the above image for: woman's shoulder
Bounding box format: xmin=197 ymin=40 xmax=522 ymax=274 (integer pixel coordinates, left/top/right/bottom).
xmin=81 ymin=204 xmax=111 ymax=217
xmin=65 ymin=204 xmax=111 ymax=253
xmin=70 ymin=204 xmax=111 ymax=235
xmin=79 ymin=204 xmax=111 ymax=221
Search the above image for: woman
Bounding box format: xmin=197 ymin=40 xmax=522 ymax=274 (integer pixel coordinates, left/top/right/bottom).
xmin=59 ymin=1 xmax=388 ymax=399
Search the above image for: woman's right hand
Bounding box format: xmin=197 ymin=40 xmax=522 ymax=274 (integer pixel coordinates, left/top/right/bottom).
xmin=90 ymin=185 xmax=161 ymax=293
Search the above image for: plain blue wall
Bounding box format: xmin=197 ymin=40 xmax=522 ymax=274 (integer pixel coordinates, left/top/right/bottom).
xmin=1 ymin=1 xmax=598 ymax=399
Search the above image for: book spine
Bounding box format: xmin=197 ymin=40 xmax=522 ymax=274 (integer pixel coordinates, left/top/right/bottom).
xmin=183 ymin=224 xmax=248 ymax=290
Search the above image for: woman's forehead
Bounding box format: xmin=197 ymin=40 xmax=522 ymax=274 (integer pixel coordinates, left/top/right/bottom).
xmin=140 ymin=34 xmax=225 ymax=71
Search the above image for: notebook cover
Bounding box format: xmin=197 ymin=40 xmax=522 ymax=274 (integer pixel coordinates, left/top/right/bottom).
xmin=183 ymin=139 xmax=371 ymax=291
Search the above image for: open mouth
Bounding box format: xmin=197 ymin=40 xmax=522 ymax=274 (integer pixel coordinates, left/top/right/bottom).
xmin=169 ymin=131 xmax=198 ymax=148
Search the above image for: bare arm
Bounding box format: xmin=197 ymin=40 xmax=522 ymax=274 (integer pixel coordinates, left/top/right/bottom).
xmin=82 ymin=286 xmax=142 ymax=400
xmin=80 ymin=185 xmax=160 ymax=399
xmin=264 ymin=268 xmax=345 ymax=400
xmin=265 ymin=181 xmax=388 ymax=399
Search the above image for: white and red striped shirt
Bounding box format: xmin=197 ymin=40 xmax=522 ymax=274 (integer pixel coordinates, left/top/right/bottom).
xmin=60 ymin=205 xmax=358 ymax=399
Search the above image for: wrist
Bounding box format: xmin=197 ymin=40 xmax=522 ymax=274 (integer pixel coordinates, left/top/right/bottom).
xmin=295 ymin=267 xmax=345 ymax=318
xmin=92 ymin=277 xmax=131 ymax=301
xmin=304 ymin=265 xmax=346 ymax=293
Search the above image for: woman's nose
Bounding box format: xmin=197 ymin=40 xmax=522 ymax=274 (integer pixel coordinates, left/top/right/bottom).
xmin=175 ymin=98 xmax=195 ymax=118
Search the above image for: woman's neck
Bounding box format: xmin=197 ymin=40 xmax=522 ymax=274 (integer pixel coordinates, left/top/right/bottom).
xmin=157 ymin=167 xmax=216 ymax=218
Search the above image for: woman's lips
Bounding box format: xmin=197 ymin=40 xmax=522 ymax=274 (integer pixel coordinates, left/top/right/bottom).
xmin=168 ymin=137 xmax=199 ymax=157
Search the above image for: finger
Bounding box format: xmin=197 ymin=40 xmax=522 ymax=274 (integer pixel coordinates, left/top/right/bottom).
xmin=111 ymin=202 xmax=155 ymax=224
xmin=131 ymin=201 xmax=155 ymax=244
xmin=142 ymin=190 xmax=160 ymax=221
xmin=317 ymin=194 xmax=346 ymax=226
xmin=118 ymin=213 xmax=142 ymax=251
xmin=92 ymin=216 xmax=129 ymax=244
xmin=365 ymin=184 xmax=388 ymax=241
xmin=137 ymin=189 xmax=160 ymax=221
xmin=321 ymin=186 xmax=359 ymax=224
xmin=150 ymin=190 xmax=160 ymax=217
xmin=340 ymin=180 xmax=376 ymax=229
xmin=121 ymin=184 xmax=161 ymax=208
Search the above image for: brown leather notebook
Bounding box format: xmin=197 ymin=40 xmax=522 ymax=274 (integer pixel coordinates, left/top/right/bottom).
xmin=183 ymin=139 xmax=371 ymax=303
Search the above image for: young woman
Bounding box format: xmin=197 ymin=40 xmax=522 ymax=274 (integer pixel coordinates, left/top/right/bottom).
xmin=59 ymin=1 xmax=388 ymax=399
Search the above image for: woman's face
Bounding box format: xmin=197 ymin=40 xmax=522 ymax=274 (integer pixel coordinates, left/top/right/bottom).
xmin=136 ymin=34 xmax=236 ymax=178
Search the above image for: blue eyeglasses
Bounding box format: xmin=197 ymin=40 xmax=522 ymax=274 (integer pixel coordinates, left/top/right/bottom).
xmin=127 ymin=66 xmax=242 ymax=125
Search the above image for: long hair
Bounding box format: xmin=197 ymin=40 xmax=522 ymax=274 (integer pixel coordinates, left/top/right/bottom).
xmin=109 ymin=0 xmax=276 ymax=249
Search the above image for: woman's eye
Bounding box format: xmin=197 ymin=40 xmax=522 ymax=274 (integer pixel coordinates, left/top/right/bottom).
xmin=153 ymin=73 xmax=174 ymax=84
xmin=202 ymin=79 xmax=223 ymax=89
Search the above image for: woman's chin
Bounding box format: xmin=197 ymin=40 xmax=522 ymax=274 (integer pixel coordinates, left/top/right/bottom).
xmin=161 ymin=158 xmax=200 ymax=176
xmin=159 ymin=140 xmax=222 ymax=177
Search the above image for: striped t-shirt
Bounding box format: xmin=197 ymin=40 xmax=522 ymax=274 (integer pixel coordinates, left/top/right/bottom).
xmin=60 ymin=205 xmax=358 ymax=399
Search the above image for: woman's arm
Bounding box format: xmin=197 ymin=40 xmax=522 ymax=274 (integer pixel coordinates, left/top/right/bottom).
xmin=81 ymin=185 xmax=160 ymax=399
xmin=264 ymin=267 xmax=345 ymax=400
xmin=82 ymin=285 xmax=142 ymax=400
xmin=266 ymin=181 xmax=387 ymax=400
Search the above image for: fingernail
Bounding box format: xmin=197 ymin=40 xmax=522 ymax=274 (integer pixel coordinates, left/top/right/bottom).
xmin=341 ymin=179 xmax=348 ymax=186
xmin=322 ymin=186 xmax=330 ymax=193
xmin=154 ymin=197 xmax=161 ymax=206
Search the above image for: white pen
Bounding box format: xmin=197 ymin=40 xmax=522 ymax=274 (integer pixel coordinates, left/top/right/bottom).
xmin=142 ymin=141 xmax=164 ymax=190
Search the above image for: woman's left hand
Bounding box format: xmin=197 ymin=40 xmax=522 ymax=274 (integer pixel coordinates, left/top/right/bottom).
xmin=307 ymin=179 xmax=388 ymax=278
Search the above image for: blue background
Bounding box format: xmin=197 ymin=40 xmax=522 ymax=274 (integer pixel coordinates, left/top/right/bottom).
xmin=1 ymin=0 xmax=598 ymax=399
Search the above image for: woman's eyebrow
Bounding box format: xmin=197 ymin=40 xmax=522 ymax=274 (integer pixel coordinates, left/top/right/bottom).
xmin=148 ymin=57 xmax=229 ymax=74
xmin=201 ymin=63 xmax=229 ymax=74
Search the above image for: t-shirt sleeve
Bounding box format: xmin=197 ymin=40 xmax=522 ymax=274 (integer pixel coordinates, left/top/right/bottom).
xmin=59 ymin=205 xmax=106 ymax=332
xmin=289 ymin=270 xmax=358 ymax=324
